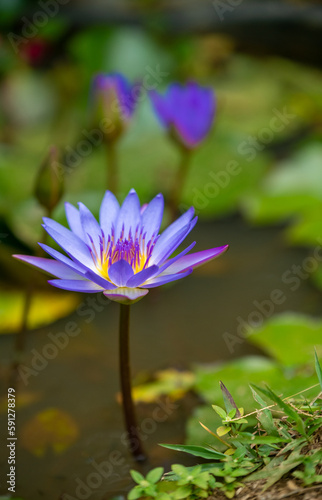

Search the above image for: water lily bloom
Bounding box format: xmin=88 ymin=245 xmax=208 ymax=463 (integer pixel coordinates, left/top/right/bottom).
xmin=14 ymin=189 xmax=228 ymax=304
xmin=149 ymin=82 xmax=216 ymax=149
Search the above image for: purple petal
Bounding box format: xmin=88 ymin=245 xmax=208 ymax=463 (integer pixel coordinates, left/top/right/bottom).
xmin=99 ymin=191 xmax=120 ymax=237
xmin=78 ymin=202 xmax=101 ymax=252
xmin=141 ymin=193 xmax=164 ymax=241
xmin=144 ymin=268 xmax=192 ymax=288
xmin=48 ymin=279 xmax=105 ymax=293
xmin=159 ymin=241 xmax=196 ymax=273
xmin=108 ymin=259 xmax=134 ymax=287
xmin=39 ymin=243 xmax=87 ymax=275
xmin=116 ymin=189 xmax=141 ymax=239
xmin=84 ymin=270 xmax=117 ymax=290
xmin=126 ymin=265 xmax=159 ymax=288
xmin=150 ymin=216 xmax=197 ymax=266
xmin=173 ymin=84 xmax=215 ymax=147
xmin=92 ymin=73 xmax=137 ymax=120
xmin=162 ymin=245 xmax=229 ymax=275
xmin=103 ymin=287 xmax=148 ymax=304
xmin=65 ymin=203 xmax=84 ymax=239
xmin=149 ymin=90 xmax=171 ymax=128
xmin=43 ymin=218 xmax=95 ymax=270
xmin=13 ymin=255 xmax=84 ymax=280
xmin=151 ymin=207 xmax=195 ymax=261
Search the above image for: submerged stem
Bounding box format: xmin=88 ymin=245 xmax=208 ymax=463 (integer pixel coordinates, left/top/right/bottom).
xmin=119 ymin=303 xmax=146 ymax=462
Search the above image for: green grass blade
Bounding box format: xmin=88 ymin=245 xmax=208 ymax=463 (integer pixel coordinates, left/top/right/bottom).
xmin=314 ymin=349 xmax=322 ymax=391
xmin=252 ymin=385 xmax=307 ymax=436
xmin=250 ymin=385 xmax=279 ymax=436
xmin=160 ymin=443 xmax=227 ymax=460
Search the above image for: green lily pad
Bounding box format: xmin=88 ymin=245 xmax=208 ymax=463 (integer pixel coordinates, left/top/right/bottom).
xmin=286 ymin=208 xmax=322 ymax=246
xmin=248 ymin=313 xmax=322 ymax=366
xmin=242 ymin=143 xmax=322 ymax=226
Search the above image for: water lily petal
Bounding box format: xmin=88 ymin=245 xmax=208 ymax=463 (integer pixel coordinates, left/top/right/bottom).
xmin=184 ymin=84 xmax=214 ymax=146
xmin=48 ymin=279 xmax=105 ymax=292
xmin=78 ymin=202 xmax=102 ymax=252
xmin=141 ymin=193 xmax=164 ymax=240
xmin=150 ymin=216 xmax=197 ymax=266
xmin=43 ymin=218 xmax=95 ymax=270
xmin=38 ymin=243 xmax=87 ymax=275
xmin=159 ymin=241 xmax=196 ymax=273
xmin=108 ymin=259 xmax=134 ymax=287
xmin=99 ymin=191 xmax=120 ymax=237
xmin=84 ymin=270 xmax=117 ymax=290
xmin=65 ymin=203 xmax=84 ymax=239
xmin=144 ymin=268 xmax=192 ymax=288
xmin=149 ymin=90 xmax=171 ymax=127
xmin=126 ymin=265 xmax=159 ymax=287
xmin=116 ymin=189 xmax=141 ymax=239
xmin=151 ymin=82 xmax=215 ymax=148
xmin=151 ymin=207 xmax=195 ymax=263
xmin=162 ymin=245 xmax=229 ymax=275
xmin=13 ymin=255 xmax=84 ymax=280
xmin=103 ymin=287 xmax=148 ymax=304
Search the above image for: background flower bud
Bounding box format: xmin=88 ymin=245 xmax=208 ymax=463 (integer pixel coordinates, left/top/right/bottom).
xmin=34 ymin=146 xmax=64 ymax=213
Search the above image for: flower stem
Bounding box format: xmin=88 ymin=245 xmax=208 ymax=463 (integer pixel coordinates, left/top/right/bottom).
xmin=169 ymin=147 xmax=192 ymax=220
xmin=106 ymin=140 xmax=118 ymax=193
xmin=119 ymin=303 xmax=146 ymax=462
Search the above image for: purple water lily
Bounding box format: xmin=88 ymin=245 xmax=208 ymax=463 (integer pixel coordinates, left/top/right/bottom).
xmin=14 ymin=189 xmax=228 ymax=305
xmin=149 ymin=82 xmax=216 ymax=149
xmin=92 ymin=72 xmax=137 ymax=123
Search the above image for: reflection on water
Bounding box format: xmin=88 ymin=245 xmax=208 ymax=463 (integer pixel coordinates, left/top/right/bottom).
xmin=1 ymin=216 xmax=321 ymax=499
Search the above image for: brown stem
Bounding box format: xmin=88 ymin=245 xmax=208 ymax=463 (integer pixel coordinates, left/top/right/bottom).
xmin=119 ymin=304 xmax=146 ymax=462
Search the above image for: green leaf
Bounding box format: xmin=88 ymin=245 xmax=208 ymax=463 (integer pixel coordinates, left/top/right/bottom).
xmin=193 ymin=473 xmax=210 ymax=489
xmin=156 ymin=494 xmax=172 ymax=500
xmin=217 ymin=426 xmax=231 ymax=436
xmin=161 ymin=444 xmax=227 ymax=460
xmin=146 ymin=467 xmax=164 ymax=484
xmin=220 ymin=381 xmax=241 ymax=417
xmin=250 ymin=385 xmax=279 ymax=436
xmin=253 ymin=385 xmax=307 ymax=436
xmin=227 ymin=408 xmax=237 ymax=419
xmin=314 ymin=349 xmax=322 ymax=391
xmin=130 ymin=470 xmax=145 ymax=484
xmin=212 ymin=405 xmax=227 ymax=420
xmin=171 ymin=464 xmax=188 ymax=478
xmin=237 ymin=434 xmax=290 ymax=445
xmin=172 ymin=485 xmax=192 ymax=499
xmin=246 ymin=450 xmax=303 ymax=490
xmin=128 ymin=486 xmax=144 ymax=500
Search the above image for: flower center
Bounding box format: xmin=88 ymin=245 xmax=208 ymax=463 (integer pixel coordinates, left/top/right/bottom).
xmin=88 ymin=225 xmax=158 ymax=281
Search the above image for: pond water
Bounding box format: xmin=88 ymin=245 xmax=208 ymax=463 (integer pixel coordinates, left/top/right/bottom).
xmin=1 ymin=215 xmax=321 ymax=500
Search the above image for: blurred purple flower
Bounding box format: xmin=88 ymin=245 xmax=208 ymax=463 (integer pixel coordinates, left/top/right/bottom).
xmin=14 ymin=189 xmax=228 ymax=304
xmin=91 ymin=73 xmax=138 ymax=135
xmin=149 ymin=82 xmax=216 ymax=149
